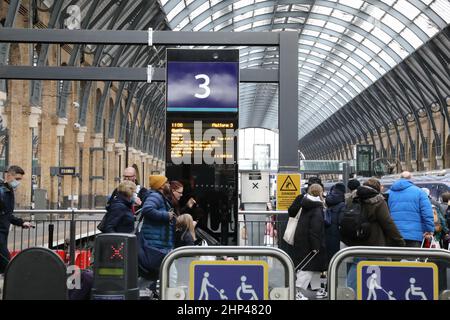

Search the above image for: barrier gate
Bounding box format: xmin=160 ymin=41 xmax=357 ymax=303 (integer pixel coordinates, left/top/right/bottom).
xmin=160 ymin=246 xmax=295 ymax=300
xmin=328 ymin=246 xmax=450 ymax=300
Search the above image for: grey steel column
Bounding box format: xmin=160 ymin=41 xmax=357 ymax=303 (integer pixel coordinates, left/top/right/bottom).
xmin=278 ymin=32 xmax=299 ymax=172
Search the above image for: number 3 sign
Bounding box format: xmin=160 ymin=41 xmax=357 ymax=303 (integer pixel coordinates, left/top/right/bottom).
xmin=166 ymin=50 xmax=239 ymax=113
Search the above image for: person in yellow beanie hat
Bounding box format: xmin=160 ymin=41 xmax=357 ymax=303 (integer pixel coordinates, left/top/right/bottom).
xmin=149 ymin=175 xmax=168 ymax=191
xmin=140 ymin=174 xmax=175 ymax=293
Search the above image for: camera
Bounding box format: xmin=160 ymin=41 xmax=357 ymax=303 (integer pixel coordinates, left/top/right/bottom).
xmin=74 ymin=122 xmax=81 ymax=129
xmin=72 ymin=101 xmax=80 ymax=108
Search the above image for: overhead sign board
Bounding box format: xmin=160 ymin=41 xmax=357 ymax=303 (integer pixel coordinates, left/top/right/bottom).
xmin=166 ymin=49 xmax=239 ymax=113
xmin=357 ymin=261 xmax=438 ymax=300
xmin=276 ymin=174 xmax=301 ymax=210
xmin=189 ymin=260 xmax=269 ymax=300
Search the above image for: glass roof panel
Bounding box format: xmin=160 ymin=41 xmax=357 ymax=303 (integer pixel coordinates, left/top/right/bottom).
xmin=393 ymin=1 xmax=421 ymax=20
xmin=166 ymin=1 xmax=185 ymax=21
xmin=430 ymin=0 xmax=450 ymax=23
xmin=254 ymin=7 xmax=274 ymax=16
xmin=233 ymin=0 xmax=254 ymax=10
xmin=400 ymin=28 xmax=423 ymax=49
xmin=414 ymin=13 xmax=439 ymax=37
xmin=371 ymin=26 xmax=392 ymax=44
xmin=160 ymin=0 xmax=450 ymax=138
xmin=381 ymin=14 xmax=405 ymax=33
xmin=339 ymin=0 xmax=364 ymax=10
xmin=331 ymin=9 xmax=354 ymax=22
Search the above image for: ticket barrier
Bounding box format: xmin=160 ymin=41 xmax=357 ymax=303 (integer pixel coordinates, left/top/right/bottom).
xmin=327 ymin=246 xmax=450 ymax=300
xmin=3 ymin=247 xmax=67 ymax=300
xmin=160 ymin=246 xmax=295 ymax=300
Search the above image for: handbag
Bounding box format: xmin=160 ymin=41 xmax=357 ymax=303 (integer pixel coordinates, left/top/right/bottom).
xmin=283 ymin=207 xmax=302 ymax=245
xmin=97 ymin=211 xmax=109 ymax=232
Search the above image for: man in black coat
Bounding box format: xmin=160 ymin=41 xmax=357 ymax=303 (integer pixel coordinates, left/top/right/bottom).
xmin=0 ymin=166 xmax=33 ymax=274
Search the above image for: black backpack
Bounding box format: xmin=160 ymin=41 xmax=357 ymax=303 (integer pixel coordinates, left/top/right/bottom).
xmin=338 ymin=200 xmax=371 ymax=245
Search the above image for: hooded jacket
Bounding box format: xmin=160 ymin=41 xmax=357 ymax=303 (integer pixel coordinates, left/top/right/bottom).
xmin=353 ymin=186 xmax=405 ymax=247
xmin=103 ymin=195 xmax=135 ymax=234
xmin=292 ymin=194 xmax=327 ymax=272
xmin=324 ymin=185 xmax=346 ymax=264
xmin=387 ymin=179 xmax=434 ymax=241
xmin=141 ymin=190 xmax=175 ymax=251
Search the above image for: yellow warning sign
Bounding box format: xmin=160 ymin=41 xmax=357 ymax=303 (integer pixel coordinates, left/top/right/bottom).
xmin=276 ymin=174 xmax=301 ymax=211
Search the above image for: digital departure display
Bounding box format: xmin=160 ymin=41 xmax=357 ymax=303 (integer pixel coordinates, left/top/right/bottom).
xmin=169 ymin=120 xmax=236 ymax=164
xmin=165 ymin=49 xmax=239 ymax=245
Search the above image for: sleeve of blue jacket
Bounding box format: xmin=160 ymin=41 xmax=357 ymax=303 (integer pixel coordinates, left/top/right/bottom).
xmin=419 ymin=191 xmax=434 ymax=233
xmin=103 ymin=206 xmax=123 ymax=233
xmin=142 ymin=192 xmax=169 ymax=222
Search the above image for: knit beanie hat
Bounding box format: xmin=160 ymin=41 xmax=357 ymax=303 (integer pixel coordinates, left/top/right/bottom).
xmin=149 ymin=175 xmax=168 ymax=190
xmin=347 ymin=179 xmax=360 ymax=191
xmin=334 ymin=182 xmax=346 ymax=194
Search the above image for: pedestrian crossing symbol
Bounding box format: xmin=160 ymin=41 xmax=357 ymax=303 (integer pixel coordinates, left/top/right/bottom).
xmin=276 ymin=173 xmax=301 ymax=210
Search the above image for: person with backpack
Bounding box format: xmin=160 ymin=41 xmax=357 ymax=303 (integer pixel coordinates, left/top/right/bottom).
xmin=346 ymin=179 xmax=405 ymax=247
xmin=345 ymin=179 xmax=360 ymax=206
xmin=344 ymin=178 xmax=405 ymax=291
xmin=324 ymin=183 xmax=346 ymax=265
xmin=292 ymin=184 xmax=327 ymax=300
xmin=100 ymin=181 xmax=137 ymax=234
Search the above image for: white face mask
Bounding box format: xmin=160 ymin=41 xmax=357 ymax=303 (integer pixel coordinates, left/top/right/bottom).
xmin=9 ymin=179 xmax=20 ymax=189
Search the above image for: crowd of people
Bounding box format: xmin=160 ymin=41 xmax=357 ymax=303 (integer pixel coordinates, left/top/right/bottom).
xmin=1 ymin=164 xmax=449 ymax=301
xmin=287 ymin=171 xmax=449 ymax=300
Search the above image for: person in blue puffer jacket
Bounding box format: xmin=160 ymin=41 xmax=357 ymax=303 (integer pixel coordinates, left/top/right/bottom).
xmin=387 ymin=171 xmax=434 ymax=247
xmin=141 ymin=175 xmax=176 ymax=252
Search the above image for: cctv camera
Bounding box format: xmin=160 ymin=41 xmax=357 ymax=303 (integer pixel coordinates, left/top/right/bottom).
xmin=74 ymin=123 xmax=81 ymax=129
xmin=212 ymin=52 xmax=219 ymax=60
xmin=72 ymin=101 xmax=80 ymax=108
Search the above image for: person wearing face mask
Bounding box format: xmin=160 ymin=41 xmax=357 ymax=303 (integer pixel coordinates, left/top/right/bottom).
xmin=102 ymin=180 xmax=137 ymax=234
xmin=0 ymin=165 xmax=33 ymax=274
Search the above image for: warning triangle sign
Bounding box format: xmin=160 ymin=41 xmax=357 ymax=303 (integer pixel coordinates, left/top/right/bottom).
xmin=280 ymin=175 xmax=297 ymax=191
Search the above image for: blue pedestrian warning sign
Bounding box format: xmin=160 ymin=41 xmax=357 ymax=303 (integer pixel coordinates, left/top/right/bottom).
xmin=357 ymin=261 xmax=439 ymax=300
xmin=189 ymin=260 xmax=269 ymax=300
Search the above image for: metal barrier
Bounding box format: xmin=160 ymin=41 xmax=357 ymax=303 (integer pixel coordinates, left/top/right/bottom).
xmin=8 ymin=210 xmax=105 ymax=265
xmin=328 ymin=246 xmax=450 ymax=300
xmin=160 ymin=246 xmax=295 ymax=300
xmin=238 ymin=211 xmax=288 ymax=247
